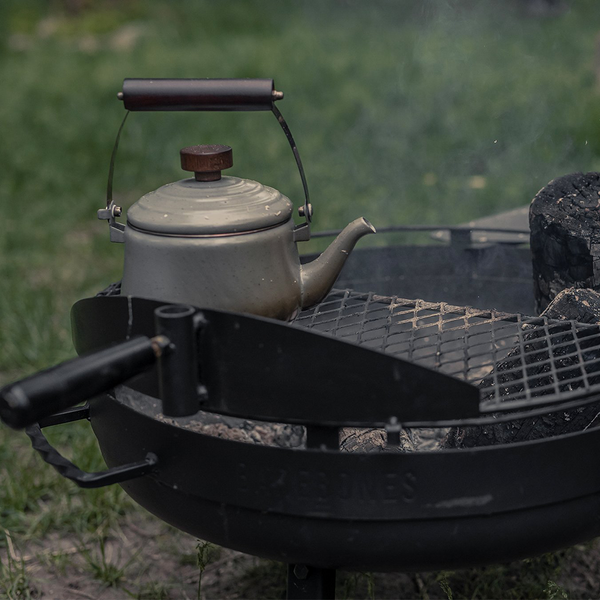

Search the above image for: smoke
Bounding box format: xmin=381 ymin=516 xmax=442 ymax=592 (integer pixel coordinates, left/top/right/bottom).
xmin=292 ymin=0 xmax=592 ymax=243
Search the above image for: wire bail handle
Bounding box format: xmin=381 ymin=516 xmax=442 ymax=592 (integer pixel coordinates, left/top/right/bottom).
xmin=98 ymin=78 xmax=312 ymax=243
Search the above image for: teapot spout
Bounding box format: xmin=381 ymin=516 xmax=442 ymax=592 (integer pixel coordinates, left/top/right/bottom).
xmin=300 ymin=217 xmax=376 ymax=309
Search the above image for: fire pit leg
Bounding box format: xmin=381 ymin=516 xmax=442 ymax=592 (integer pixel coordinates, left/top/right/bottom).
xmin=286 ymin=564 xmax=336 ymax=600
xmin=284 ymin=428 xmax=338 ymax=598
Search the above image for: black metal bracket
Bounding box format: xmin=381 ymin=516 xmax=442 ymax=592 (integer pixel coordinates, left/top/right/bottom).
xmin=449 ymin=228 xmax=472 ymax=249
xmin=385 ymin=416 xmax=402 ymax=446
xmin=306 ymin=425 xmax=339 ymax=450
xmin=25 ymin=408 xmax=158 ymax=488
xmin=287 ymin=564 xmax=336 ymax=600
xmin=38 ymin=404 xmax=91 ymax=428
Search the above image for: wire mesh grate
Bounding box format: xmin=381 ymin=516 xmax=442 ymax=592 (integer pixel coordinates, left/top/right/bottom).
xmin=294 ymin=289 xmax=600 ymax=409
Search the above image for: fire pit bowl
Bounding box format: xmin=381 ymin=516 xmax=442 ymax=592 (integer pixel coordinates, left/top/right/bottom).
xmin=87 ymin=383 xmax=600 ymax=573
xmin=7 ymin=231 xmax=600 ymax=587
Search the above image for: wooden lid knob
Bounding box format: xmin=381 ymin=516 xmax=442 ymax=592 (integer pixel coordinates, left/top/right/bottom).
xmin=180 ymin=144 xmax=233 ymax=181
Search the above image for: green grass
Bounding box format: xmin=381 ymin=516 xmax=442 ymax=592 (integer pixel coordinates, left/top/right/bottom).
xmin=0 ymin=531 xmax=35 ymax=600
xmin=2 ymin=0 xmax=600 ymax=597
xmin=431 ymin=553 xmax=569 ymax=600
xmin=78 ymin=534 xmax=146 ymax=589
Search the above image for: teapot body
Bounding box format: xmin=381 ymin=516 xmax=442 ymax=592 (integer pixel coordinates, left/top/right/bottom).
xmin=116 ymin=147 xmax=375 ymax=320
xmin=121 ymin=217 xmax=303 ymax=321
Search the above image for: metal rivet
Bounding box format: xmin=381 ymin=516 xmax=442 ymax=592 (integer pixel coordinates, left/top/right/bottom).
xmin=298 ymin=204 xmax=313 ymax=219
xmin=293 ymin=564 xmax=309 ymax=580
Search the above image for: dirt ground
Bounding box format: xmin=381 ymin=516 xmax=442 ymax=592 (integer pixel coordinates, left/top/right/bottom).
xmin=6 ymin=507 xmax=600 ymax=600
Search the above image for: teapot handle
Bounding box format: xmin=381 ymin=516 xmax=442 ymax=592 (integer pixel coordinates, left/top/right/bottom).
xmin=99 ymin=78 xmax=312 ymax=243
xmin=120 ymin=78 xmax=279 ymax=111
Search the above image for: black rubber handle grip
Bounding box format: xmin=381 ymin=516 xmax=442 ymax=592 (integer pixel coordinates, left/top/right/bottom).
xmin=0 ymin=336 xmax=158 ymax=429
xmin=121 ymin=78 xmax=277 ymax=112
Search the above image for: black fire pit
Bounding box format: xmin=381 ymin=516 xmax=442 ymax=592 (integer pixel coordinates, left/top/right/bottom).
xmin=5 ymin=224 xmax=600 ymax=599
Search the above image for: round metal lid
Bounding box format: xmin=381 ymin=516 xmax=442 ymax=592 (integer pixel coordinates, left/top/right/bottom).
xmin=127 ymin=175 xmax=293 ymax=236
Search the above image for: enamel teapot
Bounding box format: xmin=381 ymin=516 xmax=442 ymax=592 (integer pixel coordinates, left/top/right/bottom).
xmin=99 ymin=78 xmax=375 ymax=320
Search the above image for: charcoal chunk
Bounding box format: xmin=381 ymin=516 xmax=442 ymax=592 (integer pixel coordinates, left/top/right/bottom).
xmin=542 ymin=288 xmax=600 ymax=324
xmin=530 ymin=172 xmax=600 ymax=314
xmin=442 ymin=288 xmax=600 ymax=449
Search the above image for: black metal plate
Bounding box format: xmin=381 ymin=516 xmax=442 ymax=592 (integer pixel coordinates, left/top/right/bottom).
xmin=306 ymin=244 xmax=533 ymax=314
xmin=71 ymin=295 xmax=480 ymax=424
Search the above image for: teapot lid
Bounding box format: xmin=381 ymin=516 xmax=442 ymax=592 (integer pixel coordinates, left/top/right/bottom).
xmin=127 ymin=145 xmax=293 ymax=235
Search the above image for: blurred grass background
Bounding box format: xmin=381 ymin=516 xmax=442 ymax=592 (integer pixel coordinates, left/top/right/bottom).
xmin=2 ymin=0 xmax=600 ymax=597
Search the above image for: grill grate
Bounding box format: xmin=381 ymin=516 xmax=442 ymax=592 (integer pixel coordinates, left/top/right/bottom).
xmin=294 ymin=290 xmax=600 ymax=410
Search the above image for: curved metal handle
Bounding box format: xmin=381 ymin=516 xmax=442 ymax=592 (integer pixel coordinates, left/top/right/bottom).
xmin=100 ymin=78 xmax=312 ymax=244
xmin=26 ymin=414 xmax=157 ymax=489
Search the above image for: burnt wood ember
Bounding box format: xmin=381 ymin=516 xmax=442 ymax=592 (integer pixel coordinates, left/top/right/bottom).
xmin=120 ymin=387 xmax=308 ymax=449
xmin=443 ymin=288 xmax=600 ymax=449
xmin=339 ymin=427 xmax=416 ymax=452
xmin=530 ymin=171 xmax=600 ymax=314
xmin=144 ymin=397 xmax=422 ymax=452
xmin=543 ymin=287 xmax=600 ymax=323
xmin=158 ymin=412 xmax=307 ymax=448
xmin=159 ymin=415 xmax=420 ymax=452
